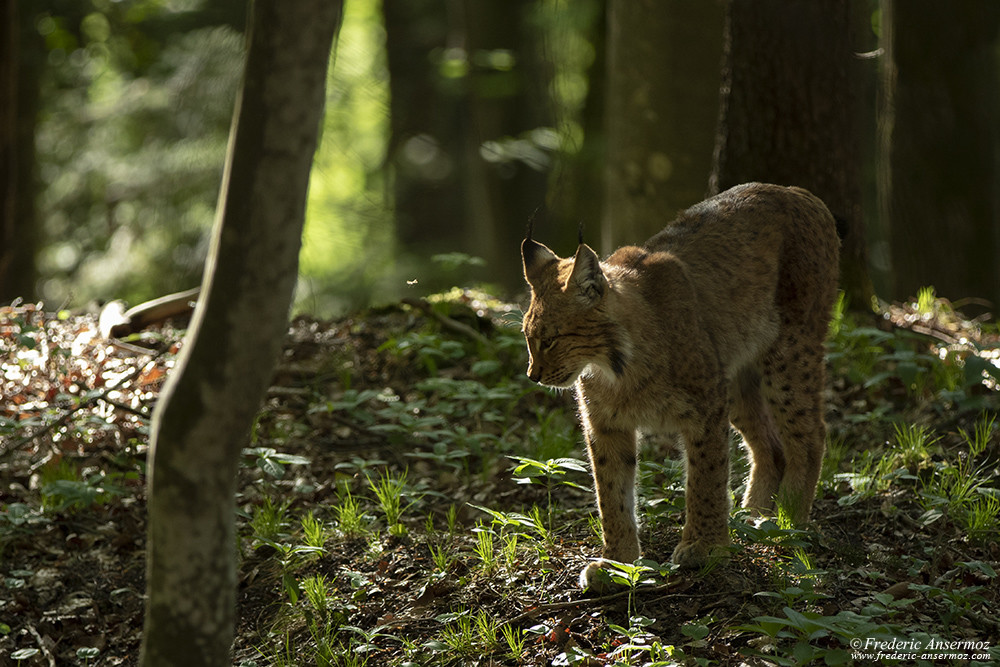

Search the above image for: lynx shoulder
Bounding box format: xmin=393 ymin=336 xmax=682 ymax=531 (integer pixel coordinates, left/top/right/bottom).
xmin=520 ymin=183 xmax=840 ymax=589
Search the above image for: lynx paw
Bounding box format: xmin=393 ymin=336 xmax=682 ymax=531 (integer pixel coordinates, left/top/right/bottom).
xmin=670 ymin=538 xmax=730 ymax=569
xmin=578 ymin=560 xmax=624 ymax=593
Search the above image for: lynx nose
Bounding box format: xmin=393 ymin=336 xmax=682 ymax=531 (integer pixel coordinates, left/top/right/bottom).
xmin=527 ymin=363 xmax=541 ymax=383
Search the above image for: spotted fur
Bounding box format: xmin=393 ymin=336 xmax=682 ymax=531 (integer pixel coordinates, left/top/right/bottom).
xmin=520 ymin=183 xmax=840 ymax=588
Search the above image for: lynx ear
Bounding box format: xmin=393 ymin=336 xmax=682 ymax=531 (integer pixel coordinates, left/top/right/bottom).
xmin=521 ymin=238 xmax=558 ymax=286
xmin=569 ymin=244 xmax=606 ymax=303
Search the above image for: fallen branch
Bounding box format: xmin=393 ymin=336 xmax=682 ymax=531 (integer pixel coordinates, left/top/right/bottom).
xmin=500 ymin=578 xmax=696 ymax=628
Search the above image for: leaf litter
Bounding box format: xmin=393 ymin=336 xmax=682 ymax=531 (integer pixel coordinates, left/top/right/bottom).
xmin=0 ymin=291 xmax=998 ymax=665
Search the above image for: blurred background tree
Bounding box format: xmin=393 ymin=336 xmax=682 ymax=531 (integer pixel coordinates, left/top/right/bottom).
xmin=879 ymin=0 xmax=1000 ymax=312
xmin=601 ymin=0 xmax=724 ymax=252
xmin=3 ymin=0 xmax=1000 ymax=315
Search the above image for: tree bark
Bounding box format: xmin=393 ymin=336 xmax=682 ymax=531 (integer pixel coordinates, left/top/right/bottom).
xmin=0 ymin=0 xmax=41 ymax=303
xmin=711 ymin=0 xmax=873 ymax=308
xmin=602 ymin=0 xmax=725 ymax=252
xmin=138 ymin=2 xmax=341 ymax=665
xmin=879 ymin=0 xmax=1000 ymax=310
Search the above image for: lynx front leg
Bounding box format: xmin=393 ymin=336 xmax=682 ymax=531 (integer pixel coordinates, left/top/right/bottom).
xmin=579 ymin=426 xmax=639 ymax=589
xmin=672 ymin=412 xmax=732 ymax=568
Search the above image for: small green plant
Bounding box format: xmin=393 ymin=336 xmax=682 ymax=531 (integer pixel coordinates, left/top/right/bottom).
xmin=597 ymin=559 xmax=660 ymax=620
xmin=835 ymin=448 xmax=903 ymax=503
xmin=262 ymin=541 xmax=325 ymax=605
xmin=76 ymin=646 xmax=101 ymax=665
xmin=501 ymin=530 xmax=519 ymax=570
xmin=508 ymin=455 xmax=589 ymax=534
xmin=472 ymin=522 xmax=497 ymax=573
xmin=300 ymin=511 xmax=328 ymax=550
xmin=918 ymin=414 xmax=997 ymax=533
xmin=301 ymin=573 xmax=330 ymax=620
xmin=368 ymin=469 xmax=415 ymax=536
xmin=892 ymin=422 xmax=938 ymax=470
xmin=500 ymin=623 xmax=526 ymax=662
xmin=38 ymin=460 xmax=127 ymax=513
xmin=473 ymin=609 xmax=500 ymax=651
xmin=445 ymin=503 xmax=458 ymax=538
xmin=428 ymin=542 xmax=456 ymax=573
xmin=332 ymin=485 xmax=368 ymax=538
xmin=249 ymin=496 xmax=290 ymax=544
xmin=242 ymin=447 xmax=311 ymax=481
xmin=967 ymin=492 xmax=1000 ymax=541
xmin=437 ymin=610 xmax=476 ymax=655
xmin=11 ymin=648 xmax=40 ymax=664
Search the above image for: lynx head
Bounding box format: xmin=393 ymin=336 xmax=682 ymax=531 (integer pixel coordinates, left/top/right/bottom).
xmin=520 ymin=237 xmax=626 ymax=388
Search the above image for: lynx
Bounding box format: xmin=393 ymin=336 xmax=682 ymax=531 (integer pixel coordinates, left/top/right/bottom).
xmin=520 ymin=183 xmax=839 ymax=588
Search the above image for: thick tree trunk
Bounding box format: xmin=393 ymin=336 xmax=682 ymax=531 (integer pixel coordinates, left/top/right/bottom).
xmin=711 ymin=0 xmax=873 ymax=308
xmin=602 ymin=0 xmax=725 ymax=251
xmin=138 ymin=2 xmax=341 ymax=665
xmin=0 ymin=1 xmax=41 ymax=303
xmin=879 ymin=0 xmax=1000 ymax=310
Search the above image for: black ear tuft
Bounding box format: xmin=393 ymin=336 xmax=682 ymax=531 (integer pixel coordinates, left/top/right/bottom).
xmin=525 ymin=205 xmax=542 ymax=242
xmin=577 ymin=221 xmax=584 ymax=246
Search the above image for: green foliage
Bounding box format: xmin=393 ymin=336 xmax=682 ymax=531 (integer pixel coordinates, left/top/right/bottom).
xmin=917 ymin=414 xmax=999 ymax=540
xmin=331 ymin=486 xmax=369 ymax=539
xmin=826 ymin=292 xmax=999 ymax=411
xmin=367 ymin=469 xmax=415 ymax=537
xmin=38 ymin=459 xmax=130 ymax=513
xmin=36 ymin=4 xmax=244 ymax=305
xmin=9 ymin=283 xmax=997 ymax=664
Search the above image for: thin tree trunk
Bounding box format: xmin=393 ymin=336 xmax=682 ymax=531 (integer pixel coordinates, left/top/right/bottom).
xmin=463 ymin=0 xmax=551 ymax=288
xmin=711 ymin=0 xmax=873 ymax=308
xmin=139 ymin=2 xmax=341 ymax=664
xmin=548 ymin=0 xmax=606 ymax=245
xmin=603 ymin=0 xmax=724 ymax=252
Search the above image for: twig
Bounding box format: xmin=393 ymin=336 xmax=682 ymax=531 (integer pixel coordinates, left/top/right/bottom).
xmin=25 ymin=624 xmax=56 ymax=667
xmin=3 ymin=347 xmax=167 ymax=454
xmin=97 ymin=396 xmax=152 ymax=420
xmin=401 ymin=297 xmax=491 ymax=347
xmin=501 ymin=579 xmax=693 ymax=627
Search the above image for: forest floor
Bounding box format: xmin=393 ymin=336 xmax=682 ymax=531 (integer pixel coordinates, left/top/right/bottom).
xmin=1 ymin=287 xmax=999 ymax=667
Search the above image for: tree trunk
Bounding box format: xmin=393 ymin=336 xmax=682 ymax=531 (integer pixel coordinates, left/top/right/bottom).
xmin=384 ymin=0 xmax=551 ymax=292
xmin=138 ymin=2 xmax=341 ymax=665
xmin=711 ymin=0 xmax=873 ymax=308
xmin=0 ymin=0 xmax=41 ymax=303
xmin=463 ymin=0 xmax=551 ymax=288
xmin=548 ymin=0 xmax=606 ymax=245
xmin=602 ymin=0 xmax=725 ymax=252
xmin=879 ymin=0 xmax=1000 ymax=310
xmin=383 ymin=0 xmax=463 ymax=256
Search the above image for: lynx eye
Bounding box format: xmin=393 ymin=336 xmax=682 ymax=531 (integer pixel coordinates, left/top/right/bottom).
xmin=541 ymin=337 xmax=557 ymax=352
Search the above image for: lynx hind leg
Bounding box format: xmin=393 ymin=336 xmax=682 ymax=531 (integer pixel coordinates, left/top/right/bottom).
xmin=730 ymin=367 xmax=785 ymax=515
xmin=763 ymin=334 xmax=827 ymax=524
